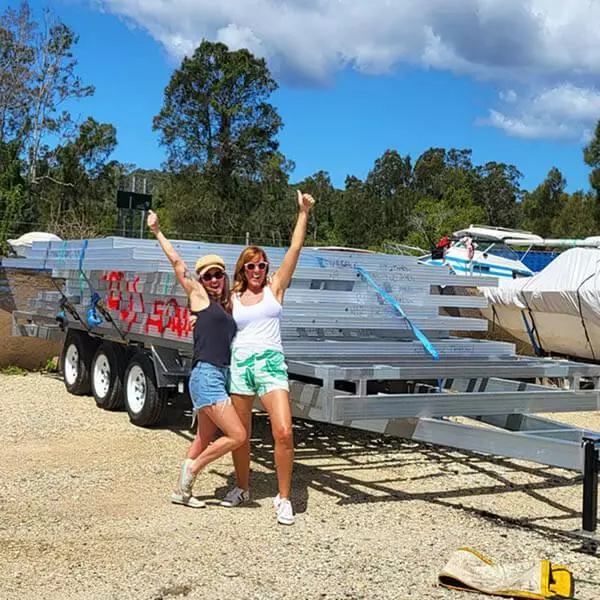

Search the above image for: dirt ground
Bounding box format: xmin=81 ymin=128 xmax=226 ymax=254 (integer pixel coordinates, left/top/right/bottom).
xmin=0 ymin=268 xmax=61 ymax=369
xmin=1 ymin=372 xmax=600 ymax=600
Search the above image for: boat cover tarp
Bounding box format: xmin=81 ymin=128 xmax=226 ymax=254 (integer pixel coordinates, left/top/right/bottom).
xmin=484 ymin=247 xmax=600 ymax=328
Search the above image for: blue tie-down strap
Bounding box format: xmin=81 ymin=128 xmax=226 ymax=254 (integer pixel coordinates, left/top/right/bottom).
xmin=78 ymin=239 xmax=89 ymax=271
xmin=356 ymin=266 xmax=440 ymax=361
xmin=87 ymin=292 xmax=103 ymax=327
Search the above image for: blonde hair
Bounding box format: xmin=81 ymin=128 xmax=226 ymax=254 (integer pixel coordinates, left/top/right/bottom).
xmin=232 ymin=245 xmax=269 ymax=295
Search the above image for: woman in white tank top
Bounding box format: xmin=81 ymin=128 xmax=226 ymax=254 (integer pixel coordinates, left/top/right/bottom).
xmin=220 ymin=191 xmax=315 ymax=525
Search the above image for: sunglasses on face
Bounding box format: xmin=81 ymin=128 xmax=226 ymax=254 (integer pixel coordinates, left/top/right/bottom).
xmin=244 ymin=261 xmax=268 ymax=272
xmin=201 ymin=270 xmax=224 ymax=282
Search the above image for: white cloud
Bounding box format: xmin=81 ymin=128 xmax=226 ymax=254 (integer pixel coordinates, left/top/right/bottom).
xmin=92 ymin=0 xmax=600 ymax=140
xmin=479 ymin=84 xmax=600 ymax=141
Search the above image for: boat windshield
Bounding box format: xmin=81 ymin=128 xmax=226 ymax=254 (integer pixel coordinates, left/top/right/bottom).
xmin=479 ymin=242 xmax=521 ymax=261
xmin=453 ymin=239 xmax=522 ymax=261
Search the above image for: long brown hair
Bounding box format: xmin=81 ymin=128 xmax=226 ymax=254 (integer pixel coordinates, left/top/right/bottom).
xmin=201 ymin=272 xmax=232 ymax=312
xmin=232 ymin=245 xmax=269 ymax=295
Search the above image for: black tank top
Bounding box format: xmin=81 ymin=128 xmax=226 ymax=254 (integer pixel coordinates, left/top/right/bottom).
xmin=191 ymin=300 xmax=237 ymax=368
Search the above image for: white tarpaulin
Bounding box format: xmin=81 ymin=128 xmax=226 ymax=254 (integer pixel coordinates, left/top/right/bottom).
xmin=483 ymin=248 xmax=600 ymax=360
xmin=7 ymin=232 xmax=62 ymax=258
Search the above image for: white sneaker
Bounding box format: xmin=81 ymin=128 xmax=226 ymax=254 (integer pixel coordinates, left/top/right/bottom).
xmin=171 ymin=459 xmax=203 ymax=507
xmin=220 ymin=486 xmax=250 ymax=507
xmin=274 ymin=494 xmax=295 ymax=525
xmin=171 ymin=491 xmax=205 ymax=508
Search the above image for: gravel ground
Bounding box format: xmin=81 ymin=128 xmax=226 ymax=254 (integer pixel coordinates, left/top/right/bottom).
xmin=1 ymin=372 xmax=600 ymax=600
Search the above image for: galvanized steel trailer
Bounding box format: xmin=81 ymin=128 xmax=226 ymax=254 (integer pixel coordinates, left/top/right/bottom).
xmin=6 ymin=236 xmax=600 ymax=547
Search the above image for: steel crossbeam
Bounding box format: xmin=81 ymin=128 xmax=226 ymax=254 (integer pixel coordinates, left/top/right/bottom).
xmin=330 ymin=390 xmax=600 ymax=421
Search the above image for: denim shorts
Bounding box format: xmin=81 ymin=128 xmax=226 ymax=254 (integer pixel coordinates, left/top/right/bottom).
xmin=188 ymin=362 xmax=230 ymax=412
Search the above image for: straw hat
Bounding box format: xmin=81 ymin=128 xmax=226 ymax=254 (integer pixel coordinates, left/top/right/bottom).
xmin=194 ymin=254 xmax=225 ymax=276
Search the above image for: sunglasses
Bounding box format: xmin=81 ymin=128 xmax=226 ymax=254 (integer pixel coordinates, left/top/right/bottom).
xmin=201 ymin=270 xmax=224 ymax=282
xmin=244 ymin=261 xmax=268 ymax=272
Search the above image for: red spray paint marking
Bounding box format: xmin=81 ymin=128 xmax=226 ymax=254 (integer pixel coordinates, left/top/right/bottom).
xmin=102 ymin=271 xmax=192 ymax=337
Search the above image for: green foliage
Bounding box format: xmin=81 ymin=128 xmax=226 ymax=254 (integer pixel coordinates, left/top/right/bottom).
xmin=1 ymin=365 xmax=28 ymax=376
xmin=44 ymin=357 xmax=59 ymax=373
xmin=153 ymin=41 xmax=281 ymax=179
xmin=35 ymin=117 xmax=119 ymax=237
xmin=551 ymin=191 xmax=599 ymax=238
xmin=407 ymin=193 xmax=486 ymax=250
xmin=0 ymin=140 xmax=27 ymax=249
xmin=474 ymin=162 xmax=521 ymax=228
xmin=521 ymin=167 xmax=567 ymax=237
xmin=584 ymin=121 xmax=600 ymax=196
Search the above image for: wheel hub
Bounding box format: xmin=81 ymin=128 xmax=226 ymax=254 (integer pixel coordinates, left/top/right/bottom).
xmin=64 ymin=344 xmax=79 ymax=386
xmin=127 ymin=365 xmax=146 ymax=414
xmin=93 ymin=354 xmax=111 ymax=398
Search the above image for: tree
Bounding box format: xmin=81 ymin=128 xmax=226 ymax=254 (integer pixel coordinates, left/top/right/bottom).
xmin=0 ymin=2 xmax=94 ymax=182
xmin=407 ymin=192 xmax=485 ymax=250
xmin=153 ymin=41 xmax=282 ymax=210
xmin=246 ymin=153 xmax=296 ymax=246
xmin=0 ymin=140 xmax=27 ymax=249
xmin=552 ymin=191 xmax=599 ymax=238
xmin=332 ymin=176 xmax=372 ymax=248
xmin=294 ymin=170 xmax=340 ymax=244
xmin=0 ymin=1 xmax=98 ymax=244
xmin=520 ymin=167 xmax=566 ymax=237
xmin=584 ymin=120 xmax=600 ymax=197
xmin=0 ymin=1 xmax=35 ymax=146
xmin=365 ymin=150 xmax=414 ymax=242
xmin=413 ymin=148 xmax=447 ymax=198
xmin=474 ymin=162 xmax=522 ymax=227
xmin=36 ymin=117 xmax=118 ymax=237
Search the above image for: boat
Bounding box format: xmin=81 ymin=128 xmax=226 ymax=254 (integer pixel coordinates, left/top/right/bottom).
xmin=482 ymin=245 xmax=600 ymax=361
xmin=420 ymin=225 xmax=542 ymax=284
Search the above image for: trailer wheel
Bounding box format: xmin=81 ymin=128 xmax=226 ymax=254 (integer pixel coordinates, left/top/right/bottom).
xmin=91 ymin=343 xmax=125 ymax=411
xmin=124 ymin=352 xmax=166 ymax=427
xmin=61 ymin=331 xmax=95 ymax=395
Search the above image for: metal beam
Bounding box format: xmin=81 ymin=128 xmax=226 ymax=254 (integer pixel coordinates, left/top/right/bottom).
xmin=332 ymin=389 xmax=600 ymax=421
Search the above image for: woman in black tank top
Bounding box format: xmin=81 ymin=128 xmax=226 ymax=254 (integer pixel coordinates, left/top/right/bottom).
xmin=148 ymin=211 xmax=245 ymax=508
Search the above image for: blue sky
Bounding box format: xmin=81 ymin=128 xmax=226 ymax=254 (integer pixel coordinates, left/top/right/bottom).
xmin=24 ymin=0 xmax=600 ymax=192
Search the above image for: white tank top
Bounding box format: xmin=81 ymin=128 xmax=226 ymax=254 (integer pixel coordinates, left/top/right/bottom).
xmin=232 ymin=286 xmax=284 ymax=353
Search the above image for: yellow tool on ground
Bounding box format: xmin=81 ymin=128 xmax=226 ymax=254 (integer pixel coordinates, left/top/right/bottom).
xmin=438 ymin=547 xmax=574 ymax=599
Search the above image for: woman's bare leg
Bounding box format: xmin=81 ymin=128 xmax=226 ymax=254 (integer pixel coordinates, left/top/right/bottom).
xmin=189 ymin=402 xmax=246 ymax=474
xmin=229 ymin=394 xmax=254 ymax=491
xmin=187 ymin=412 xmax=217 ymax=460
xmin=260 ymin=389 xmax=293 ymax=499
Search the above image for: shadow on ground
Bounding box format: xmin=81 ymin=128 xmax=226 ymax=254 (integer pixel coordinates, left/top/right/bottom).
xmin=157 ymin=396 xmax=589 ymax=546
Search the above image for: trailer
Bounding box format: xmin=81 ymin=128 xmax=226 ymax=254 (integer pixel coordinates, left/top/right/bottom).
xmin=4 ymin=236 xmax=600 ymax=549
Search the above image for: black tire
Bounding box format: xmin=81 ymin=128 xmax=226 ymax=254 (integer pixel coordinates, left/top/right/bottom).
xmin=91 ymin=342 xmax=126 ymax=411
xmin=123 ymin=351 xmax=166 ymax=427
xmin=61 ymin=331 xmax=96 ymax=395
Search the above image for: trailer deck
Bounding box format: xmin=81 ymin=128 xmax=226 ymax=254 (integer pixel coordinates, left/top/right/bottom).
xmin=5 ymin=236 xmax=600 ymax=549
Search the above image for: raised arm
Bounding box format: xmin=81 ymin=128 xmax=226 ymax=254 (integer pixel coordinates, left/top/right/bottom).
xmin=272 ymin=190 xmax=315 ymax=297
xmin=147 ymin=210 xmax=206 ymax=299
